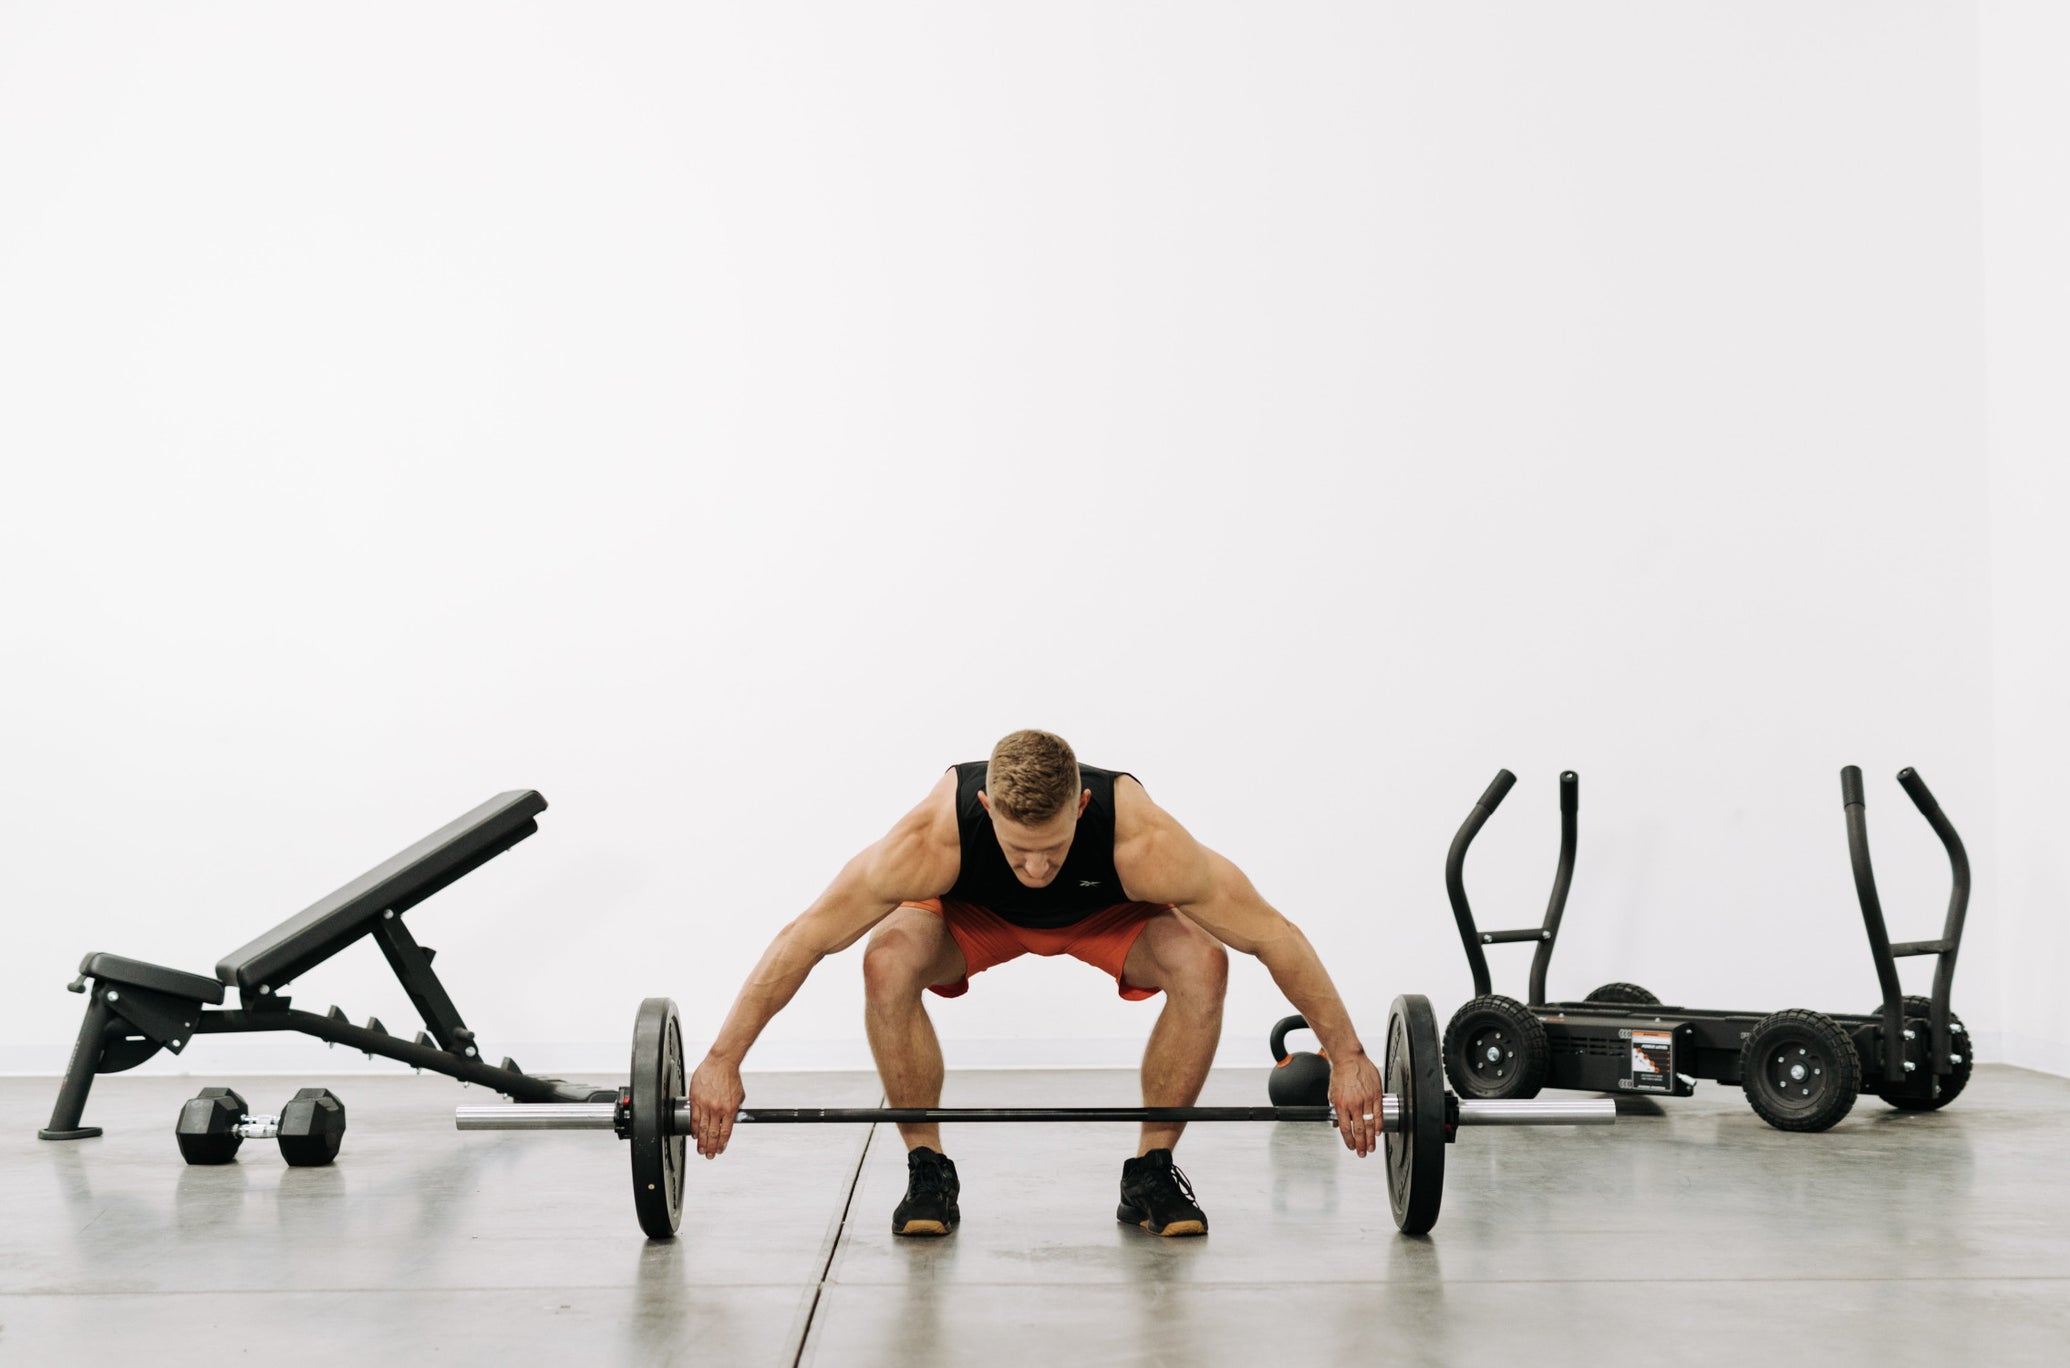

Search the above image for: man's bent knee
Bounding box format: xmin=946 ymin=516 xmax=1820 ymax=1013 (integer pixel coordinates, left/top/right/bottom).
xmin=1172 ymin=937 xmax=1229 ymax=1002
xmin=1133 ymin=916 xmax=1230 ymax=1002
xmin=864 ymin=914 xmax=962 ymax=1002
xmin=862 ymin=936 xmax=933 ymax=1002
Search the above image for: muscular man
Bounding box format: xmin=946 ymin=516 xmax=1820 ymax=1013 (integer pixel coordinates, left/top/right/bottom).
xmin=686 ymin=729 xmax=1384 ymax=1238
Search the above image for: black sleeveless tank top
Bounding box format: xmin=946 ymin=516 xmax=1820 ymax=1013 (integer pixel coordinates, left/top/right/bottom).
xmin=943 ymin=761 xmax=1136 ymax=929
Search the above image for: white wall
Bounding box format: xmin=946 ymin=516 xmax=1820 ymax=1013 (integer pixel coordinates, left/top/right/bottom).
xmin=0 ymin=4 xmax=1999 ymax=1083
xmin=1981 ymin=1 xmax=2070 ymax=1076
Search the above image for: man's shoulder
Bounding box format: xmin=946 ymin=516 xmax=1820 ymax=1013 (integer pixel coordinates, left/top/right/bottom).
xmin=1109 ymin=771 xmax=1156 ymax=820
xmin=869 ymin=772 xmax=964 ymax=900
xmin=880 ymin=770 xmax=966 ymax=853
xmin=1109 ymin=778 xmax=1208 ymax=904
xmin=1110 ymin=773 xmax=1184 ymax=862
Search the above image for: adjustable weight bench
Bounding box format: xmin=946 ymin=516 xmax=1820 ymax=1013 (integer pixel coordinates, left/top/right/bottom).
xmin=39 ymin=789 xmax=611 ymax=1140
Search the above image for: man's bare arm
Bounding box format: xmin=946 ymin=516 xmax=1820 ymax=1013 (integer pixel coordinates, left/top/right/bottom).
xmin=1167 ymin=849 xmax=1367 ymax=1054
xmin=688 ymin=773 xmax=959 ymax=1156
xmin=1113 ymin=780 xmax=1386 ymax=1156
xmin=704 ymin=849 xmax=908 ymax=1064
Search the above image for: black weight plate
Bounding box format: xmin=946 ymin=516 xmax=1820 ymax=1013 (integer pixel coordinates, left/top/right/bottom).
xmin=1384 ymin=993 xmax=1446 ymax=1235
xmin=630 ymin=996 xmax=687 ymax=1239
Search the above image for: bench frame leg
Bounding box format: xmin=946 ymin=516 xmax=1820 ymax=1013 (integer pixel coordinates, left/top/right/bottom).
xmin=39 ymin=993 xmax=113 ymax=1140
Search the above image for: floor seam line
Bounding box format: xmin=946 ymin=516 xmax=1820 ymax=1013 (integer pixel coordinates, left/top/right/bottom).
xmin=791 ymin=1100 xmax=878 ymax=1368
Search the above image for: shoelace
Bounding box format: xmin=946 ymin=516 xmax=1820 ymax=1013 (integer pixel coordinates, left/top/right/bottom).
xmin=908 ymin=1156 xmax=948 ymax=1198
xmin=1144 ymin=1159 xmax=1198 ymax=1207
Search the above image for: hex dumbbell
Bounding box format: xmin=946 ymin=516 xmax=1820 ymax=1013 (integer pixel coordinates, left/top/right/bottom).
xmin=176 ymin=1086 xmax=347 ymax=1166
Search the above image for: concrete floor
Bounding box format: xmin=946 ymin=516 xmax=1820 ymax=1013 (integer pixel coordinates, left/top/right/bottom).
xmin=4 ymin=1064 xmax=2066 ymax=1367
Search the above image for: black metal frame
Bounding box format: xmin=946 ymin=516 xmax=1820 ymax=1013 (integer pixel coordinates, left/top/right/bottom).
xmin=39 ymin=789 xmax=606 ymax=1140
xmin=1446 ymin=766 xmax=1970 ymax=1099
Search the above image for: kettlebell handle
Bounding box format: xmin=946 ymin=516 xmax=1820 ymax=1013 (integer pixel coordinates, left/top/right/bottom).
xmin=1269 ymin=1014 xmax=1311 ymax=1063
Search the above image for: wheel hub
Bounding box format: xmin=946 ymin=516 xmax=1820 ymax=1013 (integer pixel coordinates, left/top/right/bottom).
xmin=1466 ymin=1026 xmax=1512 ymax=1080
xmin=1769 ymin=1043 xmax=1826 ymax=1103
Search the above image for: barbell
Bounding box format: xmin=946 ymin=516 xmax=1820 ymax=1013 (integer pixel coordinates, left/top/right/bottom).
xmin=454 ymin=993 xmax=1614 ymax=1238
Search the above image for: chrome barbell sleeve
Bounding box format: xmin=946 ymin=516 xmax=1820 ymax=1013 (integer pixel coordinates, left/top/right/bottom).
xmin=1454 ymin=1099 xmax=1616 ymax=1126
xmin=457 ymin=1103 xmax=616 ymax=1130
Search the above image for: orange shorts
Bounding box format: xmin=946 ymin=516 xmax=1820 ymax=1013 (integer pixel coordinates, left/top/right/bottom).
xmin=902 ymin=897 xmax=1173 ymax=1001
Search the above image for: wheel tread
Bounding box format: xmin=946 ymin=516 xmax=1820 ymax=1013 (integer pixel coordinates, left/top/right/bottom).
xmin=1738 ymin=1008 xmax=1861 ymax=1132
xmin=1869 ymin=995 xmax=1973 ymax=1111
xmin=1583 ymin=982 xmax=1661 ymax=1006
xmin=1442 ymin=995 xmax=1550 ymax=1100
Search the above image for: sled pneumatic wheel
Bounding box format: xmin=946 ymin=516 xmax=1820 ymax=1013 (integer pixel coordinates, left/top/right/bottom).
xmin=1739 ymin=1009 xmax=1861 ymax=1132
xmin=1583 ymin=982 xmax=1660 ymax=1006
xmin=1442 ymin=995 xmax=1548 ymax=1100
xmin=1868 ymin=995 xmax=1974 ymax=1112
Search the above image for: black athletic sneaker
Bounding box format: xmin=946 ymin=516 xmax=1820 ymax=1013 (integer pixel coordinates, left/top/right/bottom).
xmin=892 ymin=1146 xmax=960 ymax=1237
xmin=1117 ymin=1148 xmax=1208 ymax=1237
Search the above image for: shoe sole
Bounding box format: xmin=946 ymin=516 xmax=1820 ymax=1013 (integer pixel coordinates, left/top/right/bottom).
xmin=895 ymin=1220 xmax=954 ymax=1237
xmin=1136 ymin=1218 xmax=1206 ymax=1237
xmin=1118 ymin=1206 xmax=1207 ymax=1237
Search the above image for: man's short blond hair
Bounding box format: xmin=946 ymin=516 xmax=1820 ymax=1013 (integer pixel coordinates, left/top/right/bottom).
xmin=985 ymin=729 xmax=1082 ymax=825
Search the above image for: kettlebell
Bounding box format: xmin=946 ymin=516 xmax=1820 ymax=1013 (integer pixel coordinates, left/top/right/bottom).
xmin=1268 ymin=1014 xmax=1331 ymax=1107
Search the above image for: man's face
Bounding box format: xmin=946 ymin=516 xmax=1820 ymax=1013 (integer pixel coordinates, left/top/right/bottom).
xmin=980 ymin=790 xmax=1091 ymax=888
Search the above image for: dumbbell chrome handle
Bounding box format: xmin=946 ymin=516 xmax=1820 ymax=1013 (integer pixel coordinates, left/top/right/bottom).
xmin=454 ymin=1097 xmax=1615 ymax=1132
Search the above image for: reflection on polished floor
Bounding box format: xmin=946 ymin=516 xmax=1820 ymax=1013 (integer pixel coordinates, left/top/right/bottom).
xmin=4 ymin=1064 xmax=2065 ymax=1365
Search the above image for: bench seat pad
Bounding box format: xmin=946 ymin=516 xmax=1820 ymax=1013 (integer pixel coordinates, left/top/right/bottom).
xmin=80 ymin=952 xmax=227 ymax=1005
xmin=215 ymin=790 xmax=547 ymax=993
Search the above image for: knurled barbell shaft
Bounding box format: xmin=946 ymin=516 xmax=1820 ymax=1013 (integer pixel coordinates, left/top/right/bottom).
xmin=450 ymin=1103 xmax=1357 ymax=1131
xmin=714 ymin=1104 xmax=1382 ymax=1127
xmin=453 ymin=1097 xmax=1615 ymax=1132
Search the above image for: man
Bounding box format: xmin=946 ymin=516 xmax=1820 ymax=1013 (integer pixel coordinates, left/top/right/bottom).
xmin=687 ymin=729 xmax=1384 ymax=1238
